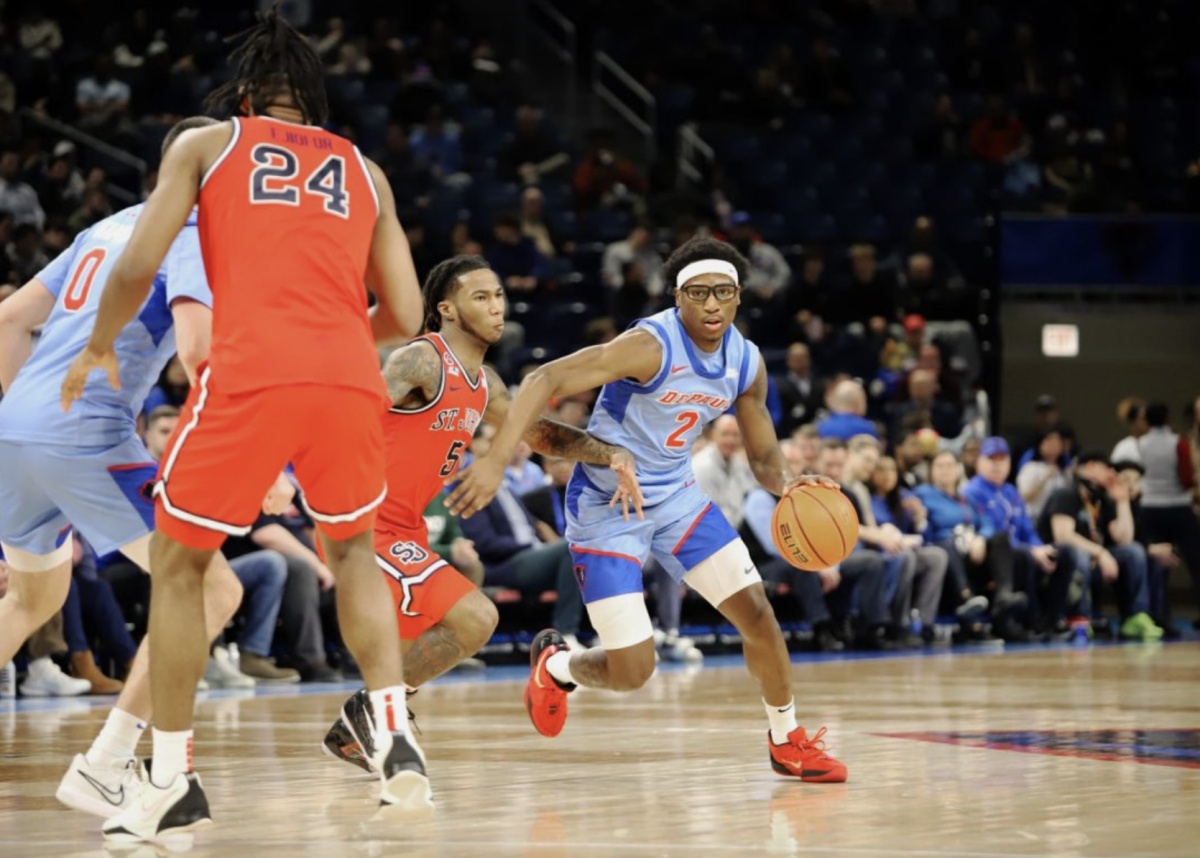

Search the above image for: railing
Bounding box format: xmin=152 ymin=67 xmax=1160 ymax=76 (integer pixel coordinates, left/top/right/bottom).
xmin=528 ymin=0 xmax=578 ymax=125
xmin=677 ymin=122 xmax=714 ymax=186
xmin=19 ymin=108 xmax=145 ymax=206
xmin=529 ymin=0 xmax=576 ymax=65
xmin=592 ymin=51 xmax=657 ymax=161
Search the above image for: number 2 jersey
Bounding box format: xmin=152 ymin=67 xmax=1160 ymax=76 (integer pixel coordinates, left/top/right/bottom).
xmin=577 ymin=307 xmax=760 ymax=509
xmin=375 ymin=333 xmax=489 ymax=541
xmin=0 ymin=203 xmax=210 ymax=449
xmin=197 ymin=116 xmax=385 ymax=402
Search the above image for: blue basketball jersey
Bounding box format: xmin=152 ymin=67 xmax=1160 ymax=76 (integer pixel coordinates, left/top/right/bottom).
xmin=0 ymin=204 xmax=211 ymax=449
xmin=580 ymin=308 xmax=761 ymax=508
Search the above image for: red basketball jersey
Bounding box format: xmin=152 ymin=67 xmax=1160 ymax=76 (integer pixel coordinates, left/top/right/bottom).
xmin=198 ymin=116 xmax=386 ymax=401
xmin=376 ymin=333 xmax=490 ymax=536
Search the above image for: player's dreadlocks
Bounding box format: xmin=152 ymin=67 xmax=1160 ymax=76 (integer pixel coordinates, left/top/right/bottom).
xmin=423 ymin=255 xmax=492 ymax=333
xmin=205 ymin=2 xmax=328 ymax=126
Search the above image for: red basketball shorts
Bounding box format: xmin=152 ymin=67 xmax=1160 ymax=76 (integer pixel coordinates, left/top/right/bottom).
xmin=374 ymin=528 xmax=476 ymax=640
xmin=155 ymin=365 xmax=387 ymax=550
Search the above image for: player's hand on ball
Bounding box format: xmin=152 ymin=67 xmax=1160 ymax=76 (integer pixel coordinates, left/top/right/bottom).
xmin=445 ymin=455 xmax=505 ymax=519
xmin=783 ymin=473 xmax=839 ymax=494
xmin=61 ymin=345 xmax=121 ymax=411
xmin=608 ymin=447 xmax=645 ymax=521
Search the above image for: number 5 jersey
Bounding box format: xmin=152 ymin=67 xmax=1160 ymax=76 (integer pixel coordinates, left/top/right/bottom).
xmin=375 ymin=332 xmax=489 ymax=540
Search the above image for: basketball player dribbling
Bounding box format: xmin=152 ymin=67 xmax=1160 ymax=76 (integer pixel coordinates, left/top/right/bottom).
xmin=61 ymin=8 xmax=431 ymax=842
xmin=447 ymin=236 xmax=848 ymax=782
xmin=322 ymin=255 xmax=643 ymax=772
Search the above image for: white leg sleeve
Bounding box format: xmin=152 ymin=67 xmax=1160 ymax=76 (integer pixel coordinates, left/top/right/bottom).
xmin=683 ymin=540 xmax=763 ymax=608
xmin=585 ymin=593 xmax=655 ymax=651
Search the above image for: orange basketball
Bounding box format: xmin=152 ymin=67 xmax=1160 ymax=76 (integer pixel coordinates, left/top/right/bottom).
xmin=770 ymin=484 xmax=859 ymax=571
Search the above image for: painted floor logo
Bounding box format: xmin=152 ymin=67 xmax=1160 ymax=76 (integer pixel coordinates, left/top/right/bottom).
xmin=874 ymin=729 xmax=1200 ymax=769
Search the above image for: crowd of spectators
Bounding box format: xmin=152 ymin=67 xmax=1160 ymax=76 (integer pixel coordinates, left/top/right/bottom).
xmin=7 ymin=359 xmax=1198 ymax=697
xmin=584 ymin=0 xmax=1200 ymax=218
xmin=2 ymin=2 xmax=1199 ymax=694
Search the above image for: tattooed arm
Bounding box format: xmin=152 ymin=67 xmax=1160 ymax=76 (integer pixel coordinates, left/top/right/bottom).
xmin=382 ymin=339 xmax=442 ymax=409
xmin=481 ymin=365 xmax=644 ymax=519
xmin=482 ymin=366 xmax=616 ymax=465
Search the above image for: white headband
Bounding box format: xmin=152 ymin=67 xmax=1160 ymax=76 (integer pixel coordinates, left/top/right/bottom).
xmin=676 ymin=260 xmax=739 ymax=289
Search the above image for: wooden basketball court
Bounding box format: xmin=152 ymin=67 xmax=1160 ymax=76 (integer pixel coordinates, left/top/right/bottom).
xmin=2 ymin=643 xmax=1198 ymax=857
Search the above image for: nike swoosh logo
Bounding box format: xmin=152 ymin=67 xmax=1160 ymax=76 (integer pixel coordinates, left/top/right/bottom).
xmin=671 ymin=365 xmax=688 ymax=373
xmin=744 ymin=566 xmax=755 ymax=575
xmin=533 ymin=650 xmax=549 ymax=689
xmin=138 ymin=778 xmax=181 ymax=817
xmin=684 ymin=479 xmax=696 ymax=488
xmin=778 ymin=758 xmax=829 ymax=777
xmin=79 ymin=770 xmax=125 ymax=806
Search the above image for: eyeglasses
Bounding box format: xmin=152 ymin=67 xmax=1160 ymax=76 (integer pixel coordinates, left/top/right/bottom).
xmin=680 ymin=284 xmax=740 ymax=303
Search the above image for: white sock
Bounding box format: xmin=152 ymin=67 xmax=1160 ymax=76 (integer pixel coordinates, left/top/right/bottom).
xmin=369 ymin=686 xmax=410 ymax=737
xmin=150 ymin=728 xmax=192 ymax=787
xmin=545 ymin=650 xmax=577 ymax=687
xmin=85 ymin=708 xmax=146 ymax=767
xmin=765 ymin=698 xmax=798 ymax=745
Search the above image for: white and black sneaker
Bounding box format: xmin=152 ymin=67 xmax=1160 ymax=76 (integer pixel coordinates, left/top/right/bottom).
xmin=102 ymin=770 xmax=212 ymax=843
xmin=326 ymin=688 xmax=422 ymax=775
xmin=340 ymin=690 xmax=434 ymax=820
xmin=56 ymin=753 xmax=140 ymax=818
xmin=376 ymin=730 xmax=434 ymax=820
xmin=322 ymin=710 xmax=373 ymax=775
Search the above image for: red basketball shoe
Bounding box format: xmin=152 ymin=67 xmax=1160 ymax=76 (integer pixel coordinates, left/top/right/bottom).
xmin=524 ymin=629 xmax=575 ymax=737
xmin=769 ymin=727 xmax=848 ymax=782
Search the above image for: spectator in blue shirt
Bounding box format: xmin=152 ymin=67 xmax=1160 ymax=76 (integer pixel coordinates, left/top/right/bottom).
xmin=409 ymin=108 xmax=464 ymax=178
xmin=816 ymin=380 xmax=878 ymax=440
xmin=964 ymin=437 xmax=1078 ymax=636
xmin=914 ymin=451 xmax=1003 ymax=642
xmin=486 ymin=212 xmax=545 ymax=294
xmin=504 ymin=441 xmax=547 ymax=496
xmin=868 ymin=456 xmax=948 ymax=641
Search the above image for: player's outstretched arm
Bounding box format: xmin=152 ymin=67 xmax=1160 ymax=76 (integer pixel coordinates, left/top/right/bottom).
xmin=445 ymin=329 xmax=661 ymax=518
xmin=61 ymin=124 xmax=225 ymax=409
xmin=482 ymin=366 xmax=644 ymax=521
xmin=381 ymin=339 xmax=442 ymax=407
xmin=0 ymin=278 xmax=55 ymax=392
xmin=363 ymin=159 xmax=423 ymax=343
xmin=735 ymin=356 xmax=837 ymax=497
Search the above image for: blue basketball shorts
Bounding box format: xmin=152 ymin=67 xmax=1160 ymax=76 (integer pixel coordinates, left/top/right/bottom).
xmin=0 ymin=436 xmax=157 ymax=561
xmin=565 ymin=469 xmax=739 ymax=605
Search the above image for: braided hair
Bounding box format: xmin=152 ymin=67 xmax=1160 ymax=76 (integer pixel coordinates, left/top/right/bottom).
xmin=205 ymin=2 xmax=328 ymax=126
xmin=423 ymin=255 xmax=492 ymax=333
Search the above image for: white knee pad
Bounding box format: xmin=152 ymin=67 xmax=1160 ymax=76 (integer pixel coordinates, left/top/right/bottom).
xmin=585 ymin=592 xmax=655 ymax=651
xmin=683 ymin=540 xmax=762 ymax=608
xmin=1 ymin=537 xmax=73 ymax=573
